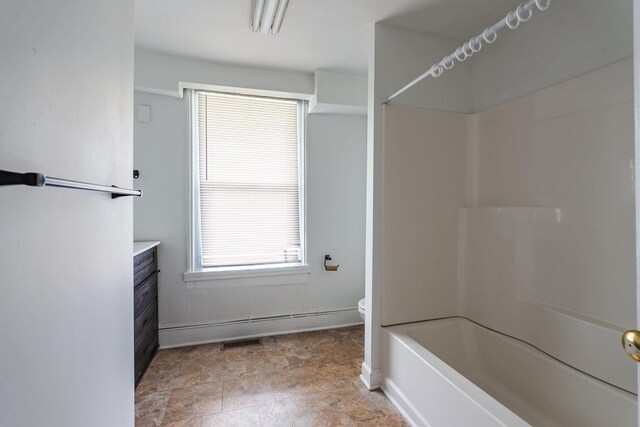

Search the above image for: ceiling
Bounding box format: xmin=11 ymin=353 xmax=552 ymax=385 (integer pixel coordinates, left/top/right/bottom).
xmin=135 ymin=0 xmax=524 ymax=74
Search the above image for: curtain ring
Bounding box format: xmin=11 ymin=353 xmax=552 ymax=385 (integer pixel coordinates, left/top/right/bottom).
xmin=455 ymin=47 xmax=467 ymax=62
xmin=483 ymin=27 xmax=497 ymax=44
xmin=516 ymin=4 xmax=532 ymax=22
xmin=431 ymin=64 xmax=443 ymax=77
xmin=469 ymin=37 xmax=482 ymax=53
xmin=535 ymin=0 xmax=550 ymax=11
xmin=506 ymin=11 xmax=520 ymax=29
xmin=442 ymin=56 xmax=454 ymax=70
xmin=462 ymin=42 xmax=473 ymax=57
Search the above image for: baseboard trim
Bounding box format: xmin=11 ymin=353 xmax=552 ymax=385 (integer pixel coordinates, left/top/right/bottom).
xmin=158 ymin=309 xmax=363 ymax=349
xmin=359 ymin=361 xmax=382 ymax=390
xmin=382 ymin=378 xmax=431 ymax=427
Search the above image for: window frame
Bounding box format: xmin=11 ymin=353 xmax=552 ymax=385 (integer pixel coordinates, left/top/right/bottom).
xmin=185 ymin=89 xmax=309 ymax=285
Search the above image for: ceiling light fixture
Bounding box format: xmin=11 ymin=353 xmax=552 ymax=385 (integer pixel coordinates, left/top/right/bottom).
xmin=250 ymin=0 xmax=290 ymax=35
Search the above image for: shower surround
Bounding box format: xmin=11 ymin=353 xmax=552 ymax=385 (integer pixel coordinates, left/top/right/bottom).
xmin=379 ymin=58 xmax=637 ymax=425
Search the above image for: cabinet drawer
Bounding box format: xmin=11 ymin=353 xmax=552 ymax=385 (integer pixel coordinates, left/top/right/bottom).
xmin=135 ymin=327 xmax=158 ymax=385
xmin=134 ymin=298 xmax=157 ymax=347
xmin=134 ymin=273 xmax=158 ymax=319
xmin=134 ymin=247 xmax=155 ymax=272
xmin=134 ymin=248 xmax=157 ymax=288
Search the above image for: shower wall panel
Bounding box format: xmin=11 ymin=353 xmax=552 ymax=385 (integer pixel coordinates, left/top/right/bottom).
xmin=465 ymin=58 xmax=635 ymax=392
xmin=381 ymin=59 xmax=635 ymax=393
xmin=381 ymin=106 xmax=468 ymax=326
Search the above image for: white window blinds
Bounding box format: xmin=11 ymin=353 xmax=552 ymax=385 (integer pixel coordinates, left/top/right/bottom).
xmin=196 ymin=91 xmax=303 ymax=268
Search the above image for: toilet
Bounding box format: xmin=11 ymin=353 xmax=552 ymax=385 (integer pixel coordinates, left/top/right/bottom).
xmin=358 ymin=298 xmax=366 ymax=320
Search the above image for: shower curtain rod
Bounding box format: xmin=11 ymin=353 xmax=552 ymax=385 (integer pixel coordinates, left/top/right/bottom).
xmin=383 ymin=0 xmax=551 ymax=104
xmin=0 ymin=169 xmax=142 ymax=199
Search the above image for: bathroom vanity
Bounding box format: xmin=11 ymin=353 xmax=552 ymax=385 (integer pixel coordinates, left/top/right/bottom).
xmin=133 ymin=241 xmax=160 ymax=386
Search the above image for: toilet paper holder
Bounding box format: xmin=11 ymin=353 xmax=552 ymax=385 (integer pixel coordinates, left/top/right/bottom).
xmin=324 ymin=255 xmax=339 ymax=271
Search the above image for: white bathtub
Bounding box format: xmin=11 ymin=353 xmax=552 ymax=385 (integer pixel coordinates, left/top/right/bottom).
xmin=382 ymin=318 xmax=637 ymax=427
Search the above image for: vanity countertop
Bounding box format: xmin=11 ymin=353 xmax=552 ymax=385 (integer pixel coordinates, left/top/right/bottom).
xmin=134 ymin=241 xmax=160 ymax=257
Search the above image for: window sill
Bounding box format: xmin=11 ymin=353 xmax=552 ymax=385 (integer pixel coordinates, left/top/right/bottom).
xmin=183 ymin=264 xmax=311 ymax=289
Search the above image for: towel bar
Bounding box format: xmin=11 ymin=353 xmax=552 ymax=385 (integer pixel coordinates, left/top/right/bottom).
xmin=0 ymin=169 xmax=142 ymax=199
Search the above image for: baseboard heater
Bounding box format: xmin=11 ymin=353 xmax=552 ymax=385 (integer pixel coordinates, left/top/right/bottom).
xmin=159 ymin=307 xmax=358 ymax=331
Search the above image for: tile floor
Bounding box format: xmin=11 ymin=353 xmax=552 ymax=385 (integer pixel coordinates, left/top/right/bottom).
xmin=135 ymin=326 xmax=407 ymax=426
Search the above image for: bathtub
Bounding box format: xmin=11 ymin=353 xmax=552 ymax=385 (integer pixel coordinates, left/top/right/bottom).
xmin=382 ymin=318 xmax=637 ymax=427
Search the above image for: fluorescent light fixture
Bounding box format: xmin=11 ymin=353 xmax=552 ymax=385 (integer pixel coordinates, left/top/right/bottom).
xmin=251 ymin=0 xmax=290 ymax=35
xmin=251 ymin=0 xmax=265 ymax=32
xmin=271 ymin=0 xmax=289 ymax=35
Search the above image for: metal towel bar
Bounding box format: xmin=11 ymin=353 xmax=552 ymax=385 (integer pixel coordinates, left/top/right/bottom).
xmin=0 ymin=169 xmax=142 ymax=199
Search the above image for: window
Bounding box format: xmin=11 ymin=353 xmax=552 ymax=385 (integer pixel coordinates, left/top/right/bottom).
xmin=190 ymin=90 xmax=305 ymax=274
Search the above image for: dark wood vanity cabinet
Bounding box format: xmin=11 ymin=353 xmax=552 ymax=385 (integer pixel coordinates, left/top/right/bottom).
xmin=134 ymin=246 xmax=159 ymax=386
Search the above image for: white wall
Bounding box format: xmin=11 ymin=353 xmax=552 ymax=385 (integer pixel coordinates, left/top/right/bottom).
xmin=135 ymin=48 xmax=368 ymax=118
xmin=374 ymin=25 xmax=473 ymax=113
xmin=0 ymin=2 xmax=134 ymax=427
xmin=311 ymin=69 xmax=368 ymax=115
xmin=133 ymin=88 xmax=367 ymax=347
xmin=634 ymin=2 xmax=640 ymax=419
xmin=135 ymin=48 xmax=314 ymax=98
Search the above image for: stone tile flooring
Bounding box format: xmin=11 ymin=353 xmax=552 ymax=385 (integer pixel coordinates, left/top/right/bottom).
xmin=135 ymin=326 xmax=407 ymax=426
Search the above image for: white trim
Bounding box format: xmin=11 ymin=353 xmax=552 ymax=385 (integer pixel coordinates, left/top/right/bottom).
xmin=360 ymin=361 xmax=383 ymax=390
xmin=187 ymin=89 xmax=200 ymax=273
xmin=299 ymin=100 xmax=308 ymax=266
xmin=635 ymin=0 xmax=640 ymax=414
xmin=363 ymin=60 xmax=385 ymax=405
xmin=185 ymin=263 xmax=310 ymax=280
xmin=179 ymin=81 xmax=313 ymax=101
xmin=308 ymin=100 xmax=368 ymax=116
xmin=381 ymin=378 xmax=430 ymax=427
xmin=158 ymin=309 xmax=363 ymax=349
xmin=134 ymin=85 xmax=183 ymax=98
xmin=183 ymin=264 xmax=310 ymax=288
